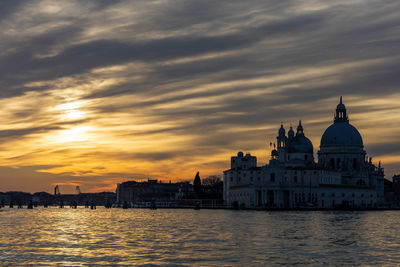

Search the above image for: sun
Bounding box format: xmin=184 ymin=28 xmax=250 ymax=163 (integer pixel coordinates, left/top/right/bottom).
xmin=55 ymin=101 xmax=86 ymax=121
xmin=48 ymin=101 xmax=93 ymax=143
xmin=43 ymin=125 xmax=94 ymax=144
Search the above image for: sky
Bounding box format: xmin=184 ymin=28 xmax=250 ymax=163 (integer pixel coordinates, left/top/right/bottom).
xmin=0 ymin=0 xmax=400 ymax=193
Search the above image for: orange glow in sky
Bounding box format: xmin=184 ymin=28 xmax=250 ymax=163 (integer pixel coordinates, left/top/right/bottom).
xmin=0 ymin=1 xmax=399 ymax=193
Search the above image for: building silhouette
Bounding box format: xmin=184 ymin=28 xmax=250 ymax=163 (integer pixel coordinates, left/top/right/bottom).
xmin=116 ymin=179 xmax=192 ymax=205
xmin=193 ymin=171 xmax=202 ymax=195
xmin=224 ymin=98 xmax=385 ymax=209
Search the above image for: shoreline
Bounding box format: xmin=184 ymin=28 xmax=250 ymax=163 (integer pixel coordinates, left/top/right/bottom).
xmin=1 ymin=205 xmax=400 ymax=211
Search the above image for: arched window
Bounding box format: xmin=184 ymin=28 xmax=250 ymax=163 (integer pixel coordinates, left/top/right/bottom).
xmin=353 ymin=158 xmax=357 ymax=170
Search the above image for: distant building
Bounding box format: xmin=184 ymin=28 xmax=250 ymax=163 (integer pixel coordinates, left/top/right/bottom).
xmin=0 ymin=191 xmax=115 ymax=206
xmin=2 ymin=191 xmax=32 ymax=205
xmin=224 ymin=98 xmax=385 ymax=209
xmin=0 ymin=192 xmax=10 ymax=206
xmin=392 ymin=175 xmax=400 ymax=203
xmin=116 ymin=179 xmax=192 ymax=204
xmin=384 ymin=178 xmax=394 ymax=204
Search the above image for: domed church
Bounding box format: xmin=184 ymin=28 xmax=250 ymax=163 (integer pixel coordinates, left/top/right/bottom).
xmin=224 ymin=98 xmax=385 ymax=209
xmin=319 ymin=97 xmax=365 ymax=172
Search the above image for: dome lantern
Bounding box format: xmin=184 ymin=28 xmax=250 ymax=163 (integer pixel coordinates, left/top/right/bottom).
xmin=288 ymin=126 xmax=294 ymax=139
xmin=296 ymin=120 xmax=304 ymax=136
xmin=334 ymin=96 xmax=349 ymax=123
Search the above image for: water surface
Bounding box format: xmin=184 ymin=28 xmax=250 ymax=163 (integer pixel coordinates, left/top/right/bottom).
xmin=1 ymin=208 xmax=399 ymax=266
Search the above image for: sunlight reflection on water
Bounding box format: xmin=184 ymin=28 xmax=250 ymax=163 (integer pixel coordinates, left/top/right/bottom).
xmin=1 ymin=208 xmax=399 ymax=266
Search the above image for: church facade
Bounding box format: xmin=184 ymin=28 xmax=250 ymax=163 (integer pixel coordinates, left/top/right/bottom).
xmin=223 ymin=98 xmax=385 ymax=209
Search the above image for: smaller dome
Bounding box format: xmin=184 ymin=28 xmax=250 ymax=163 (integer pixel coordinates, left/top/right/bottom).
xmin=287 ymin=135 xmax=313 ymax=154
xmin=237 ymin=151 xmax=244 ymax=157
xmin=271 ymin=149 xmax=279 ymax=157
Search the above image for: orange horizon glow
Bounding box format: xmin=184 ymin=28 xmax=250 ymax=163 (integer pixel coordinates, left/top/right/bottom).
xmin=0 ymin=1 xmax=400 ymax=194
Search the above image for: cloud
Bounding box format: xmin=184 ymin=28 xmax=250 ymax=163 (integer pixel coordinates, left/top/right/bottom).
xmin=0 ymin=0 xmax=400 ymax=192
xmin=0 ymin=126 xmax=61 ymax=139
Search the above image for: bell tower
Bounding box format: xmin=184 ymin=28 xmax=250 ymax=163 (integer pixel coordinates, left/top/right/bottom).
xmin=277 ymin=123 xmax=287 ymax=163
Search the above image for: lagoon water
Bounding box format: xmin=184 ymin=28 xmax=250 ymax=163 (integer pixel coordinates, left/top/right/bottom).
xmin=1 ymin=208 xmax=399 ymax=266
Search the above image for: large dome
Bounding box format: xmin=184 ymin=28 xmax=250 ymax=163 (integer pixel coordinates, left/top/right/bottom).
xmin=321 ymin=122 xmax=363 ymax=147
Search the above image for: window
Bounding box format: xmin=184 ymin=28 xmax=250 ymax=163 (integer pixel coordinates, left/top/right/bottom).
xmin=321 ymin=193 xmax=325 ymax=197
xmin=353 ymin=158 xmax=357 ymax=169
xmin=270 ymin=173 xmax=275 ymax=182
xmin=330 ymin=158 xmax=335 ymax=169
xmin=357 ymin=179 xmax=366 ymax=185
xmin=230 ymin=177 xmax=233 ymax=182
xmin=294 ymin=176 xmax=298 ymax=183
xmin=342 ymin=193 xmax=345 ymax=197
xmin=305 ymin=155 xmax=308 ymax=160
xmin=332 ymin=193 xmax=335 ymax=197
